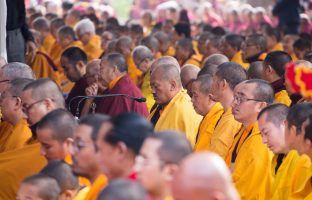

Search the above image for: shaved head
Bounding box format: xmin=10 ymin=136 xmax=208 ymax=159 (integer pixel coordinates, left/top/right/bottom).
xmin=32 ymin=17 xmax=49 ymax=32
xmin=205 ymin=54 xmax=229 ymax=66
xmin=151 ymin=62 xmax=182 ymax=85
xmin=1 ymin=62 xmax=35 ymax=80
xmin=247 ymin=61 xmax=263 ymax=79
xmin=181 ymin=64 xmax=200 ymax=88
xmin=172 ymin=153 xmax=240 ymax=200
xmin=132 ymin=45 xmax=154 ymax=63
xmin=150 ymin=56 xmax=180 ymax=73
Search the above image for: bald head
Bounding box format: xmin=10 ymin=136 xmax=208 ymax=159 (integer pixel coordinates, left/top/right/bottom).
xmin=247 ymin=61 xmax=263 ymax=79
xmin=205 ymin=54 xmax=229 ymax=66
xmin=32 ymin=17 xmax=49 ymax=32
xmin=172 ymin=153 xmax=240 ymax=200
xmin=115 ymin=36 xmax=133 ymax=56
xmin=86 ymin=59 xmax=101 ymax=85
xmin=150 ymin=56 xmax=180 ymax=73
xmin=152 ymin=62 xmax=182 ymax=84
xmin=132 ymin=45 xmax=154 ymax=63
xmin=180 ymin=64 xmax=200 ymax=96
xmin=141 ymin=36 xmax=159 ymax=54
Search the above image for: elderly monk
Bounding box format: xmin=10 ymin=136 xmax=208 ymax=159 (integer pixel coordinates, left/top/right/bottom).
xmin=153 ymin=31 xmax=176 ymax=57
xmin=180 ymin=64 xmax=200 ymax=97
xmin=175 ymin=38 xmax=201 ymax=67
xmin=132 ymin=45 xmax=155 ymax=111
xmin=32 ymin=17 xmax=55 ymax=53
xmin=0 ymin=79 xmax=33 ymax=153
xmin=149 ymin=58 xmax=202 ymax=146
xmin=172 ymin=152 xmax=240 ymax=200
xmin=137 ymin=131 xmax=192 ymax=200
xmin=208 ymin=62 xmax=246 ymax=161
xmin=61 ymin=47 xmax=88 ymax=117
xmin=94 ymin=53 xmax=148 ymax=117
xmin=140 ymin=36 xmax=161 ymax=59
xmin=192 ymin=75 xmax=224 ymax=151
xmin=75 ymin=19 xmax=102 ymax=60
xmin=115 ymin=36 xmax=142 ymax=84
xmin=262 ymin=51 xmax=292 ymax=106
xmin=203 ymin=53 xmax=229 ymax=66
xmin=228 ymin=79 xmax=274 ymax=199
xmin=72 ymin=114 xmax=110 ymax=200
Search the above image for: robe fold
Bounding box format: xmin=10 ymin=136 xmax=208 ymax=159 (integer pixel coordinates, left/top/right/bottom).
xmin=269 ymin=43 xmax=284 ymax=52
xmin=127 ymin=55 xmax=142 ymax=85
xmin=194 ymin=103 xmax=224 ymax=151
xmin=83 ymin=35 xmax=102 ymax=61
xmin=139 ymin=69 xmax=154 ymax=111
xmin=148 ymin=90 xmax=202 ymax=146
xmin=163 ymin=46 xmax=175 ymax=57
xmin=272 ymin=78 xmax=292 ymax=106
xmin=231 ymin=51 xmax=249 ymax=70
xmin=43 ymin=33 xmax=55 ymax=54
xmin=84 ymin=175 xmax=108 ymax=200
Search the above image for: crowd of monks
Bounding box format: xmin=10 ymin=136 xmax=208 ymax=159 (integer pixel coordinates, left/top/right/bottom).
xmin=1 ymin=1 xmax=312 ymax=200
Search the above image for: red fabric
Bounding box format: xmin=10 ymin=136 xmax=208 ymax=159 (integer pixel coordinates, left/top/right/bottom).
xmin=95 ymin=75 xmax=148 ymax=117
xmin=127 ymin=172 xmax=138 ymax=181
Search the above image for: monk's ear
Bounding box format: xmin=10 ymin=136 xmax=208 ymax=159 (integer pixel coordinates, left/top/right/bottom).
xmin=116 ymin=142 xmax=128 ymax=159
xmin=15 ymin=97 xmax=23 ymax=108
xmin=163 ymin=164 xmax=179 ymax=182
xmin=60 ymin=189 xmax=76 ymax=200
xmin=43 ymin=98 xmax=55 ymax=112
xmin=76 ymin=61 xmax=85 ymax=72
xmin=169 ymin=79 xmax=177 ymax=91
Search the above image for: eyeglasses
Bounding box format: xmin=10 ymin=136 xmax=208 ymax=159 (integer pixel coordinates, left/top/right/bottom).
xmin=22 ymin=99 xmax=46 ymax=114
xmin=233 ymin=95 xmax=263 ymax=105
xmin=135 ymin=155 xmax=165 ymax=167
xmin=73 ymin=141 xmax=95 ymax=152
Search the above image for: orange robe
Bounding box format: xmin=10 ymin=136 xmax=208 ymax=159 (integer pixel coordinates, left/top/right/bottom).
xmin=184 ymin=54 xmax=202 ymax=68
xmin=163 ymin=46 xmax=176 ymax=57
xmin=231 ymin=51 xmax=249 ymax=70
xmin=83 ymin=35 xmax=102 ymax=60
xmin=127 ymin=55 xmax=142 ymax=85
xmin=269 ymin=43 xmax=284 ymax=52
xmin=43 ymin=33 xmax=55 ymax=54
xmin=84 ymin=175 xmax=108 ymax=200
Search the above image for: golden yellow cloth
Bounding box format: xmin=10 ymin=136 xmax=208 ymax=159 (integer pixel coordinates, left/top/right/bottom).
xmin=0 ymin=142 xmax=47 ymax=200
xmin=127 ymin=55 xmax=142 ymax=85
xmin=31 ymin=47 xmax=61 ymax=83
xmin=185 ymin=54 xmax=202 ymax=68
xmin=269 ymin=43 xmax=284 ymax=52
xmin=271 ymin=150 xmax=301 ymax=200
xmin=108 ymin=75 xmax=124 ymax=90
xmin=140 ymin=69 xmax=154 ymax=111
xmin=73 ymin=186 xmax=90 ymax=200
xmin=0 ymin=121 xmax=14 ymax=150
xmin=290 ymin=154 xmax=312 ymax=199
xmin=275 ymin=90 xmax=292 ymax=107
xmin=43 ymin=33 xmax=55 ymax=54
xmin=291 ymin=53 xmax=298 ymax=62
xmin=83 ymin=35 xmax=102 ymax=60
xmin=164 ymin=46 xmax=176 ymax=57
xmin=64 ymin=154 xmax=91 ymax=187
xmin=148 ymin=90 xmax=202 ymax=146
xmin=194 ymin=103 xmax=224 ymax=151
xmin=0 ymin=119 xmax=32 ymax=153
xmin=84 ymin=175 xmax=108 ymax=200
xmin=231 ymin=51 xmax=249 ymax=70
xmin=230 ymin=122 xmax=272 ymax=200
xmin=155 ymin=52 xmax=162 ymax=59
xmin=208 ymin=107 xmax=242 ymax=162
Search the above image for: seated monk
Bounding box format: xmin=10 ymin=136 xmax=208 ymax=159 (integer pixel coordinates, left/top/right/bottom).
xmin=149 ymin=58 xmax=202 ymax=146
xmin=93 ymin=53 xmax=148 ymax=117
xmin=263 ymin=25 xmax=284 ymax=52
xmin=282 ymin=34 xmax=299 ymax=61
xmin=175 ymin=38 xmax=201 ymax=68
xmin=49 ymin=18 xmax=65 ymax=67
xmin=153 ymin=31 xmax=176 ymax=57
xmin=180 ymin=64 xmax=200 ymax=97
xmin=242 ymin=34 xmax=267 ymax=63
xmin=32 ymin=17 xmax=55 ymax=54
xmin=72 ymin=114 xmax=110 ymax=199
xmin=28 ymin=29 xmax=60 ymax=83
xmin=61 ymin=47 xmax=88 ymax=117
xmin=115 ymin=36 xmax=142 ymax=85
xmin=0 ymin=78 xmax=33 ymax=153
xmin=140 ymin=36 xmax=162 ymax=59
xmin=75 ymin=19 xmax=102 ymax=60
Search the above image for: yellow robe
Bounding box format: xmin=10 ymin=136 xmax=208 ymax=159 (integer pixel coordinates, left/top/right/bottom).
xmin=229 ymin=122 xmax=272 ymax=200
xmin=275 ymin=90 xmax=292 ymax=107
xmin=155 ymin=52 xmax=162 ymax=59
xmin=0 ymin=142 xmax=47 ymax=200
xmin=194 ymin=103 xmax=224 ymax=151
xmin=0 ymin=119 xmax=32 ymax=153
xmin=0 ymin=121 xmax=14 ymax=150
xmin=208 ymin=107 xmax=242 ymax=162
xmin=127 ymin=55 xmax=142 ymax=85
xmin=231 ymin=51 xmax=249 ymax=70
xmin=185 ymin=54 xmax=202 ymax=68
xmin=270 ymin=150 xmax=301 ymax=200
xmin=291 ymin=53 xmax=298 ymax=62
xmin=148 ymin=90 xmax=202 ymax=146
xmin=84 ymin=175 xmax=108 ymax=200
xmin=269 ymin=43 xmax=284 ymax=52
xmin=83 ymin=35 xmax=102 ymax=60
xmin=74 ymin=186 xmax=90 ymax=200
xmin=140 ymin=69 xmax=155 ymax=111
xmin=43 ymin=33 xmax=55 ymax=54
xmin=163 ymin=46 xmax=176 ymax=57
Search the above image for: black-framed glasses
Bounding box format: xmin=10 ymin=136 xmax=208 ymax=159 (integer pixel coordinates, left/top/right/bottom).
xmin=22 ymin=99 xmax=46 ymax=114
xmin=233 ymin=95 xmax=263 ymax=105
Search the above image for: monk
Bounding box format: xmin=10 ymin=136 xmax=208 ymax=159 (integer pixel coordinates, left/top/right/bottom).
xmin=0 ymin=79 xmax=33 ymax=153
xmin=140 ymin=36 xmax=161 ymax=59
xmin=180 ymin=64 xmax=200 ymax=97
xmin=130 ymin=24 xmax=144 ymax=46
xmin=97 ymin=179 xmax=148 ymax=200
xmin=197 ymin=32 xmax=212 ymax=63
xmin=202 ymin=53 xmax=229 ymax=66
xmin=220 ymin=34 xmax=249 ymax=69
xmin=137 ymin=131 xmax=192 ymax=200
xmin=32 ymin=17 xmax=55 ymax=53
xmin=293 ymin=38 xmax=312 ymax=60
xmin=208 ymin=62 xmax=246 ymax=161
xmin=115 ymin=36 xmax=142 ymax=84
xmin=175 ymin=38 xmax=201 ymax=67
xmin=40 ymin=160 xmax=81 ymax=200
xmin=263 ymin=25 xmax=284 ymax=52
xmin=242 ymin=34 xmax=267 ymax=63
xmin=94 ymin=53 xmax=148 ymax=117
xmin=262 ymin=51 xmax=292 ymax=106
xmin=17 ymin=174 xmax=61 ymax=200
xmin=282 ymin=34 xmax=299 ymax=61
xmin=149 ymin=58 xmax=202 ymax=146
xmin=132 ymin=46 xmax=155 ymax=111
xmin=247 ymin=61 xmax=264 ymax=79
xmin=36 ymin=109 xmax=76 ymax=161
xmin=229 ymin=79 xmax=274 ymax=199
xmin=61 ymin=47 xmax=88 ymax=117
xmin=172 ymin=152 xmax=240 ymax=200
xmin=49 ymin=18 xmax=65 ymax=66
xmin=65 ymin=9 xmax=82 ymax=28
xmin=153 ymin=31 xmax=175 ymax=56
xmin=96 ymin=113 xmax=153 ymax=180
xmin=100 ymin=30 xmax=116 ymax=56
xmin=72 ymin=114 xmax=110 ymax=200
xmin=74 ymin=18 xmax=102 ymax=60
xmin=204 ymin=35 xmax=222 ymax=59
xmin=192 ymin=75 xmax=224 ymax=151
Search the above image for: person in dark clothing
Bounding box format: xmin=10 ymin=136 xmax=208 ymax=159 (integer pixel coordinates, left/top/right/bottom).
xmin=6 ymin=0 xmax=36 ymax=63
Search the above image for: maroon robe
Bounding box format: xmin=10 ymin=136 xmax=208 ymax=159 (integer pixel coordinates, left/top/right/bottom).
xmin=95 ymin=75 xmax=148 ymax=117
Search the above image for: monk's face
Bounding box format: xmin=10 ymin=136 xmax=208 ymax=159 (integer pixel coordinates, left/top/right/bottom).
xmin=210 ymin=75 xmax=223 ymax=102
xmin=175 ymin=44 xmax=188 ymax=63
xmin=101 ymin=32 xmax=113 ymax=50
xmin=0 ymin=88 xmax=20 ymax=124
xmin=191 ymin=81 xmax=211 ymax=116
xmin=85 ymin=65 xmax=100 ymax=86
xmin=150 ymin=69 xmax=174 ymax=105
xmin=282 ymin=35 xmax=295 ymax=55
xmin=0 ymin=70 xmax=11 ymax=94
xmin=60 ymin=56 xmax=82 ymax=82
xmin=220 ymin=38 xmax=236 ymax=60
xmin=72 ymin=124 xmax=99 ymax=177
xmin=136 ymin=138 xmax=166 ymax=194
xmin=258 ymin=112 xmax=287 ymax=154
xmin=17 ymin=183 xmax=44 ymax=200
xmin=36 ymin=128 xmax=69 ymax=161
xmin=241 ymin=40 xmax=261 ymax=62
xmin=133 ymin=57 xmax=149 ymax=73
xmin=99 ymin=59 xmax=114 ymax=87
xmin=77 ymin=31 xmax=91 ymax=46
